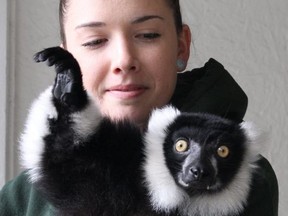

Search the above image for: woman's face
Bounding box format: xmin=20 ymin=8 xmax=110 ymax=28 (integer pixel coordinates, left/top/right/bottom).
xmin=63 ymin=0 xmax=189 ymax=127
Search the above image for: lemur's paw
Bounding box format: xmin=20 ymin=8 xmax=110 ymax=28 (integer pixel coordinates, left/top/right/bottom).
xmin=34 ymin=47 xmax=88 ymax=111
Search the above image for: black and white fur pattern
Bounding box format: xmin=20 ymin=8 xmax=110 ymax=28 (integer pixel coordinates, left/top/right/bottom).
xmin=20 ymin=47 xmax=260 ymax=216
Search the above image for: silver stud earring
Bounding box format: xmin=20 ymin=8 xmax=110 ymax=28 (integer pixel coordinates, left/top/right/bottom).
xmin=176 ymin=59 xmax=186 ymax=71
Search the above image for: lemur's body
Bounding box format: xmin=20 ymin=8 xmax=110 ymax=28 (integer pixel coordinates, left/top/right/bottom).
xmin=20 ymin=47 xmax=260 ymax=216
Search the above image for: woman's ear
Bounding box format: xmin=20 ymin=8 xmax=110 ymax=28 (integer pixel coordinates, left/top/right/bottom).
xmin=177 ymin=24 xmax=191 ymax=72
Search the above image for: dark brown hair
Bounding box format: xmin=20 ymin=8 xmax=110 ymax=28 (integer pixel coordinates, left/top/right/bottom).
xmin=59 ymin=0 xmax=183 ymax=46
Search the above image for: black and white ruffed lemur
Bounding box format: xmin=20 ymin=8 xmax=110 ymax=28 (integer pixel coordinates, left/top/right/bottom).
xmin=20 ymin=47 xmax=261 ymax=216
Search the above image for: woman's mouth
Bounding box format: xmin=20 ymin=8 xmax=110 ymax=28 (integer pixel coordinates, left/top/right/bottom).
xmin=106 ymin=84 xmax=148 ymax=100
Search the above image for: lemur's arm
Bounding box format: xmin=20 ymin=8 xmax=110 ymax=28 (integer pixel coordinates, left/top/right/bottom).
xmin=20 ymin=47 xmax=102 ymax=184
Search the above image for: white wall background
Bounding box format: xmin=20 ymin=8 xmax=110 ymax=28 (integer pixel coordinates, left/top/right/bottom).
xmin=1 ymin=0 xmax=287 ymax=215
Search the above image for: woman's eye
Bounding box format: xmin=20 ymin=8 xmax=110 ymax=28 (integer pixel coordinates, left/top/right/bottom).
xmin=137 ymin=33 xmax=161 ymax=40
xmin=82 ymin=39 xmax=108 ymax=48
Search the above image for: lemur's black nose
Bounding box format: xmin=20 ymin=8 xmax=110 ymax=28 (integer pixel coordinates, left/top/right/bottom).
xmin=190 ymin=166 xmax=211 ymax=181
xmin=190 ymin=167 xmax=204 ymax=180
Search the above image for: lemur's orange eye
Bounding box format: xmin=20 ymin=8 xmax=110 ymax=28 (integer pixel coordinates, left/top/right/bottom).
xmin=175 ymin=139 xmax=188 ymax=152
xmin=217 ymin=145 xmax=230 ymax=158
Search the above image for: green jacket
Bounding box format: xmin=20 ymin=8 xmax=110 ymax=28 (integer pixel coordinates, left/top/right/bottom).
xmin=0 ymin=59 xmax=278 ymax=216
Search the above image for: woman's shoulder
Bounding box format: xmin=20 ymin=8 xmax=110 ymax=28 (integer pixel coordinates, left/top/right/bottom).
xmin=0 ymin=171 xmax=53 ymax=216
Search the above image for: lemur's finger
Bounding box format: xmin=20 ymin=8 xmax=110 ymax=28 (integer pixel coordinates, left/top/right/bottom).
xmin=34 ymin=47 xmax=64 ymax=63
xmin=34 ymin=47 xmax=75 ymax=67
xmin=34 ymin=47 xmax=82 ymax=80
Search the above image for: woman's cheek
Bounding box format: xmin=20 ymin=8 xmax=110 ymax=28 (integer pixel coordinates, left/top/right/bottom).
xmin=82 ymin=72 xmax=94 ymax=92
xmin=75 ymin=54 xmax=99 ymax=90
xmin=78 ymin=61 xmax=98 ymax=93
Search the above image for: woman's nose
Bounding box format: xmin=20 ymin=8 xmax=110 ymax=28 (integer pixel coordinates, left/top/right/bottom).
xmin=112 ymin=38 xmax=140 ymax=74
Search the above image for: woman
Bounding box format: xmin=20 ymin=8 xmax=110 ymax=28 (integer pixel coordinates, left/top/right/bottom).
xmin=0 ymin=0 xmax=278 ymax=215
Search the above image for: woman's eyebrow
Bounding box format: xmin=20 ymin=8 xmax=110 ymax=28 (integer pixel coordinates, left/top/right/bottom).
xmin=131 ymin=15 xmax=164 ymax=24
xmin=75 ymin=15 xmax=164 ymax=30
xmin=75 ymin=22 xmax=106 ymax=30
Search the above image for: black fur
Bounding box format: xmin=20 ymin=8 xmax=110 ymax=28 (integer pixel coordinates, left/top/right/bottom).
xmin=41 ymin=118 xmax=149 ymax=215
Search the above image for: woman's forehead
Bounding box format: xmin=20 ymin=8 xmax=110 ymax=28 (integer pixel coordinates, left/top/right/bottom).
xmin=65 ymin=0 xmax=172 ymax=22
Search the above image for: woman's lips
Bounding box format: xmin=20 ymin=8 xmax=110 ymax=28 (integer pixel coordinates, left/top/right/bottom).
xmin=106 ymin=84 xmax=148 ymax=99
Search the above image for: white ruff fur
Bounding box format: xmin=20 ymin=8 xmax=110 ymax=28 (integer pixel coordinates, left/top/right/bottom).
xmin=19 ymin=86 xmax=57 ymax=182
xmin=144 ymin=107 xmax=260 ymax=215
xmin=143 ymin=106 xmax=186 ymax=212
xmin=240 ymin=121 xmax=262 ymax=162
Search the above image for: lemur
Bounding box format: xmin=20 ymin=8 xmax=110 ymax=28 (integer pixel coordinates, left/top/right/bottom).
xmin=19 ymin=47 xmax=260 ymax=216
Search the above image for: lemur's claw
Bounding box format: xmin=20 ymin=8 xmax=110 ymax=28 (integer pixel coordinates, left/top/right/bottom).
xmin=34 ymin=47 xmax=87 ymax=111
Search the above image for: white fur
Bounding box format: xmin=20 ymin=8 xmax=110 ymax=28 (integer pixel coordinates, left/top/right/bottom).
xmin=240 ymin=121 xmax=262 ymax=162
xmin=19 ymin=86 xmax=57 ymax=182
xmin=143 ymin=106 xmax=186 ymax=212
xmin=71 ymin=92 xmax=102 ymax=141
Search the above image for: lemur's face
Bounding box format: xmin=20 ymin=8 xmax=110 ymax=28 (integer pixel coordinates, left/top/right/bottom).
xmin=61 ymin=0 xmax=190 ymax=128
xmin=164 ymin=113 xmax=247 ymax=195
